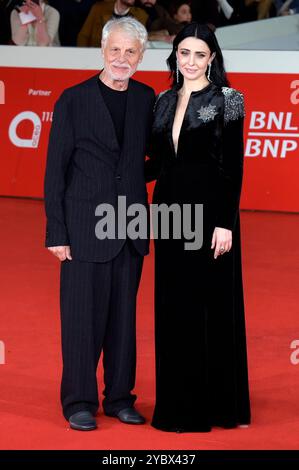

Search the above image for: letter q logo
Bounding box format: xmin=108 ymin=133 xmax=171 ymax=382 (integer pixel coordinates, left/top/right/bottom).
xmin=9 ymin=111 xmax=42 ymax=148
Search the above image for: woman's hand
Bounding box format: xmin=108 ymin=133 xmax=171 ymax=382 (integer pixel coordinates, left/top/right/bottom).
xmin=26 ymin=0 xmax=44 ymax=22
xmin=211 ymin=227 xmax=232 ymax=259
xmin=19 ymin=4 xmax=30 ymax=14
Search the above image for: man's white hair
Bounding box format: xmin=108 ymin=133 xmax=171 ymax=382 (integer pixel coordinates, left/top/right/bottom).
xmin=101 ymin=17 xmax=148 ymax=51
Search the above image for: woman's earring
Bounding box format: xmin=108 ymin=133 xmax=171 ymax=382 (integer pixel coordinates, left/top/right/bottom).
xmin=176 ymin=61 xmax=180 ymax=83
xmin=207 ymin=63 xmax=212 ymax=82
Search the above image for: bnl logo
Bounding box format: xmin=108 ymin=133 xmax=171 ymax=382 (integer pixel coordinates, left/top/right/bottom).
xmin=0 ymin=80 xmax=5 ymax=104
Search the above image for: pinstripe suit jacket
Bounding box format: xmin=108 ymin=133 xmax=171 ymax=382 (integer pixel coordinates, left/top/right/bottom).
xmin=44 ymin=74 xmax=155 ymax=262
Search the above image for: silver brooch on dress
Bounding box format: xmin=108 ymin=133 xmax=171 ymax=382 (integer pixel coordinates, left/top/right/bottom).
xmin=197 ymin=104 xmax=218 ymax=123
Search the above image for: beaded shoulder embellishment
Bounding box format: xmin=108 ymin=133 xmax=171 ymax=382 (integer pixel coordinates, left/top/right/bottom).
xmin=222 ymin=87 xmax=245 ymax=124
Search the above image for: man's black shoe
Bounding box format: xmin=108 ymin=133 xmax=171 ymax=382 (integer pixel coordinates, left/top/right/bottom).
xmin=69 ymin=411 xmax=97 ymax=431
xmin=107 ymin=407 xmax=145 ymax=425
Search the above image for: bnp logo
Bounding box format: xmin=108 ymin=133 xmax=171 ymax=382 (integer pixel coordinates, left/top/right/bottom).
xmin=0 ymin=80 xmax=4 ymax=104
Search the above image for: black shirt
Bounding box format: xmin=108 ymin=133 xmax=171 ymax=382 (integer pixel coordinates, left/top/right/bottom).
xmin=98 ymin=78 xmax=128 ymax=147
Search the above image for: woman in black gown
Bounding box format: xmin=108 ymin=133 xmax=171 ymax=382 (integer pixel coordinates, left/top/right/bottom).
xmin=146 ymin=22 xmax=251 ymax=432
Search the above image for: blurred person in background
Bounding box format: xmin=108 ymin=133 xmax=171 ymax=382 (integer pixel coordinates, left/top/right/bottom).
xmin=275 ymin=0 xmax=299 ymax=14
xmin=77 ymin=0 xmax=147 ymax=47
xmin=168 ymin=0 xmax=192 ymax=26
xmin=138 ymin=0 xmax=189 ymax=42
xmin=190 ymin=0 xmax=219 ymax=30
xmin=0 ymin=0 xmax=14 ymax=44
xmin=216 ymin=0 xmax=246 ymax=26
xmin=49 ymin=0 xmax=97 ymax=47
xmin=10 ymin=0 xmax=60 ymax=46
xmin=217 ymin=0 xmax=276 ymax=25
xmin=244 ymin=0 xmax=274 ymax=20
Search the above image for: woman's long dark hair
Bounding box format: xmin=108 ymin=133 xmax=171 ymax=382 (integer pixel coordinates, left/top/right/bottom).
xmin=167 ymin=22 xmax=229 ymax=89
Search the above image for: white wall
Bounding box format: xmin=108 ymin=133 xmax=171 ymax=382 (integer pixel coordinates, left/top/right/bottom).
xmin=0 ymin=45 xmax=299 ymax=73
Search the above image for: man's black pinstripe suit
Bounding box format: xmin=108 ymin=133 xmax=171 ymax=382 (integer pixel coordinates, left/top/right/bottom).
xmin=44 ymin=74 xmax=155 ymax=419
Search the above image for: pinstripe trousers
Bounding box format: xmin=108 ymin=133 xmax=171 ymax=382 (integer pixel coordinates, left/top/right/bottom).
xmin=60 ymin=241 xmax=144 ymax=420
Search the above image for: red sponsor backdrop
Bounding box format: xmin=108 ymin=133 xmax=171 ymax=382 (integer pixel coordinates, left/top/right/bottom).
xmin=0 ymin=68 xmax=299 ymax=211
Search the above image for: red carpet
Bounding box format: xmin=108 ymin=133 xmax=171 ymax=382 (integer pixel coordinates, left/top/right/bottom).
xmin=0 ymin=197 xmax=298 ymax=450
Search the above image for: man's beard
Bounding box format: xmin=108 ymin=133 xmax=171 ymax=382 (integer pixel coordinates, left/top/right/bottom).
xmin=106 ymin=62 xmax=134 ymax=81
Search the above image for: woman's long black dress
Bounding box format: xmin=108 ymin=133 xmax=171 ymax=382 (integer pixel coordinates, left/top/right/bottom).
xmin=145 ymin=83 xmax=251 ymax=432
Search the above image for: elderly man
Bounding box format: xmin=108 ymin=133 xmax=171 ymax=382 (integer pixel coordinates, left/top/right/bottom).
xmin=44 ymin=17 xmax=155 ymax=431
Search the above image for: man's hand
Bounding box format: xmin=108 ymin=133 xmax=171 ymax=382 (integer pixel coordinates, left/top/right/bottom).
xmin=211 ymin=227 xmax=232 ymax=259
xmin=48 ymin=246 xmax=72 ymax=261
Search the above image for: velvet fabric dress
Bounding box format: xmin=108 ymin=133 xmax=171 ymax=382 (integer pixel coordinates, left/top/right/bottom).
xmin=145 ymin=83 xmax=251 ymax=432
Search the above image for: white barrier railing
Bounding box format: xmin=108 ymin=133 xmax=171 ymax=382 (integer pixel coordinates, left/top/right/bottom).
xmin=0 ymin=45 xmax=299 ymax=73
